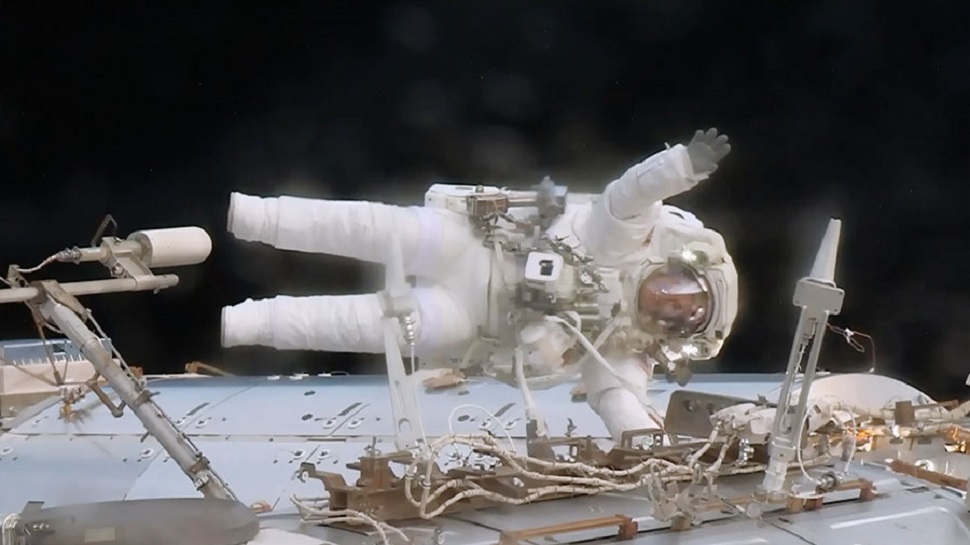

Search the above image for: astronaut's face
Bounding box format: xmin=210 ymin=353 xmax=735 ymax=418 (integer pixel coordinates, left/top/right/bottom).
xmin=636 ymin=262 xmax=712 ymax=338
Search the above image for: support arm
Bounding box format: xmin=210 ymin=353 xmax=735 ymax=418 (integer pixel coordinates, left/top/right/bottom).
xmin=0 ymin=223 xmax=236 ymax=502
xmin=36 ymin=284 xmax=236 ymax=500
xmin=379 ymin=229 xmax=425 ymax=451
xmin=762 ymin=219 xmax=845 ymax=495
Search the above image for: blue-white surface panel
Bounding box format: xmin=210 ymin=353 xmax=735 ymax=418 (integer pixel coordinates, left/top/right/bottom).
xmin=7 ymin=374 xmax=790 ymax=440
xmin=0 ymin=433 xmax=165 ymax=514
xmin=1 ymin=373 xmax=970 ymax=545
xmin=17 ymin=378 xmax=257 ymax=436
xmin=0 ymin=373 xmax=786 ymax=515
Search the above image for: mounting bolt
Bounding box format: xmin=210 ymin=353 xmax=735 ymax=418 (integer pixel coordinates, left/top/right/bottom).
xmin=817 ymin=471 xmax=841 ymax=492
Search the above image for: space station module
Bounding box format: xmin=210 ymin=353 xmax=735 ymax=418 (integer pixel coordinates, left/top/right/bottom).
xmin=221 ymin=129 xmax=739 ymax=442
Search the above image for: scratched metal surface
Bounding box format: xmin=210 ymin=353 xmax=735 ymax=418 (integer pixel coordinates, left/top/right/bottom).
xmin=253 ymin=463 xmax=970 ymax=545
xmin=0 ymin=373 xmax=642 ymax=514
xmin=1 ymin=373 xmax=969 ymax=544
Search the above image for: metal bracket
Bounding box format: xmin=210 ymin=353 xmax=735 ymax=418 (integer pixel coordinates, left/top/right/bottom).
xmin=665 ymin=390 xmax=760 ymax=439
xmin=499 ymin=514 xmax=637 ymax=545
xmin=32 ymin=281 xmax=85 ymax=316
xmin=85 ymin=376 xmax=125 ymax=418
xmin=620 ymin=427 xmax=665 ymax=449
xmin=89 ymin=214 xmax=118 ymax=248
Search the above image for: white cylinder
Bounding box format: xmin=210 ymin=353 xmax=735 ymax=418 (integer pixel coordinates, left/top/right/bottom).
xmin=127 ymin=226 xmax=213 ymax=268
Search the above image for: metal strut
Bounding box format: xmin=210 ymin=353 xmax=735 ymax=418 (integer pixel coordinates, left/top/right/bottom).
xmin=762 ymin=218 xmax=845 ymax=495
xmin=34 ymin=283 xmax=235 ymax=500
xmin=377 ymin=228 xmax=425 ymax=452
xmin=0 ymin=224 xmax=235 ymax=501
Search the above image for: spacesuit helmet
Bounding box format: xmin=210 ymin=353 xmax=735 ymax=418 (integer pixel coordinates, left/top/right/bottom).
xmin=635 ymin=259 xmax=712 ymax=338
xmin=622 ymin=215 xmax=738 ymax=362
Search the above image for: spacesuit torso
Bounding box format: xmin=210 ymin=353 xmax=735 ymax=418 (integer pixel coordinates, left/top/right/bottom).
xmin=416 ymin=178 xmax=736 ymax=383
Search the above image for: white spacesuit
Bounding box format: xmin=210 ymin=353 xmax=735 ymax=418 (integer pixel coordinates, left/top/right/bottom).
xmin=222 ymin=128 xmax=738 ymax=442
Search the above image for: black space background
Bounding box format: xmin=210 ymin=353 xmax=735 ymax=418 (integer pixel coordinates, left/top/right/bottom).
xmin=2 ymin=2 xmax=969 ymax=400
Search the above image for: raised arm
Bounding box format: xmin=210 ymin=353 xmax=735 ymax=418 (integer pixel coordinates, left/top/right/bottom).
xmin=584 ymin=128 xmax=731 ymax=266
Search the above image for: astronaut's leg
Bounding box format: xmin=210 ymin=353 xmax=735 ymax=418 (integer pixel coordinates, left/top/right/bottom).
xmin=580 ymin=354 xmax=656 ymax=443
xmin=227 ymin=192 xmax=475 ymax=277
xmin=221 ymin=286 xmax=477 ymax=355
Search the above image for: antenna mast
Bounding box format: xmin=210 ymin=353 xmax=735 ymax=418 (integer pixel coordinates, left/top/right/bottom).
xmin=762 ymin=219 xmax=845 ymax=495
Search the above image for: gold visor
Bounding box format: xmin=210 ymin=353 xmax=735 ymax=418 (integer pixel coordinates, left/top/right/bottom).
xmin=636 ymin=262 xmax=712 ymax=337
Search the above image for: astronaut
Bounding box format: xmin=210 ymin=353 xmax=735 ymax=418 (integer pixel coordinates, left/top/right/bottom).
xmin=221 ymin=128 xmax=738 ymax=443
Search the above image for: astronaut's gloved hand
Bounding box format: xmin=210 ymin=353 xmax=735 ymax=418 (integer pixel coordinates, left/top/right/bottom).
xmin=686 ymin=128 xmax=731 ymax=177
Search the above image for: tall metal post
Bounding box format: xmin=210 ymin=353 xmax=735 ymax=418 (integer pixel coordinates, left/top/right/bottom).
xmin=762 ymin=219 xmax=845 ymax=495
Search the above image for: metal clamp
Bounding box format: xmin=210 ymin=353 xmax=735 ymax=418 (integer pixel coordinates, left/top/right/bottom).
xmin=1 ymin=513 xmax=23 ymax=545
